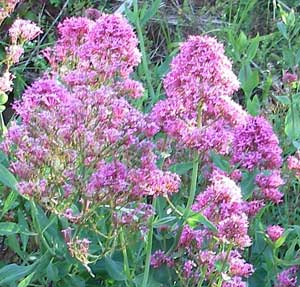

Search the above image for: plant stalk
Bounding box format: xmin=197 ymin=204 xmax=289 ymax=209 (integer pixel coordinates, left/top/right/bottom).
xmin=133 ymin=0 xmax=155 ymax=103
xmin=142 ymin=198 xmax=156 ymax=287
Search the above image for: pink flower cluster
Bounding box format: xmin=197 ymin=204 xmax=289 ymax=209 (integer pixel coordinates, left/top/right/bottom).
xmin=275 ymin=267 xmax=298 ymax=287
xmin=9 ymin=19 xmax=42 ymax=44
xmin=287 ymin=151 xmax=300 ymax=177
xmin=150 ymin=250 xmax=174 ymax=268
xmin=267 ymin=225 xmax=285 ymax=242
xmin=150 ymin=35 xmax=246 ymax=155
xmin=149 ymin=34 xmax=283 ymax=208
xmin=282 ymin=71 xmax=298 ymax=85
xmin=2 ymin=14 xmax=180 ymax=225
xmin=0 ymin=18 xmax=41 ymax=96
xmin=231 ymin=115 xmax=284 ymax=204
xmin=155 ymin=172 xmax=253 ymax=285
xmin=193 ymin=171 xmax=251 ymax=248
xmin=147 ymin=34 xmax=284 ymax=286
xmin=1 ymin=11 xmax=287 ymax=285
xmin=231 ymin=116 xmax=282 ymax=171
xmin=45 ymin=13 xmax=141 ymax=87
xmin=256 ymin=170 xmax=284 ymax=203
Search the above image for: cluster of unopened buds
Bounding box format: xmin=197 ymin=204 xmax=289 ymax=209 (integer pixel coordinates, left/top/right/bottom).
xmin=61 ymin=227 xmax=91 ymax=267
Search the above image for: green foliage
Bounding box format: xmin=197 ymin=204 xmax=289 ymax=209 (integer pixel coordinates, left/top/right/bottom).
xmin=1 ymin=1 xmax=300 ymax=287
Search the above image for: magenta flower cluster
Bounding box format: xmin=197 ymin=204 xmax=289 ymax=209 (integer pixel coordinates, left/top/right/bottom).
xmin=158 ymin=172 xmax=254 ymax=285
xmin=267 ymin=225 xmax=285 ymax=242
xmin=150 ymin=35 xmax=246 ymax=155
xmin=148 ymin=32 xmax=284 ymax=286
xmin=2 ymin=14 xmax=180 ymax=246
xmin=275 ymin=267 xmax=298 ymax=287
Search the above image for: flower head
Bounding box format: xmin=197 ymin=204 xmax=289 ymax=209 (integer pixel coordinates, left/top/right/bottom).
xmin=267 ymin=225 xmax=284 ymax=242
xmin=275 ymin=267 xmax=298 ymax=287
xmin=9 ymin=19 xmax=42 ymax=44
xmin=231 ymin=116 xmax=282 ymax=170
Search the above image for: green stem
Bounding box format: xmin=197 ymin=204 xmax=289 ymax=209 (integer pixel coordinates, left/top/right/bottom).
xmin=290 ymin=93 xmax=295 ymax=139
xmin=216 ymin=244 xmax=233 ymax=287
xmin=133 ymin=0 xmax=155 ymax=103
xmin=183 ymin=151 xmax=200 ymax=219
xmin=120 ymin=228 xmax=132 ymax=287
xmin=142 ymin=198 xmax=156 ymax=287
xmin=0 ymin=113 xmax=6 ymax=135
xmin=167 ymin=104 xmax=202 ymax=255
xmin=197 ymin=264 xmax=208 ymax=287
xmin=30 ymin=202 xmax=56 ymax=256
xmin=165 ymin=195 xmax=183 ymax=216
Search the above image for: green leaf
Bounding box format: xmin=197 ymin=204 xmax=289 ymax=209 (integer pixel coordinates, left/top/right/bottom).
xmin=262 ymin=74 xmax=273 ymax=103
xmin=284 ymin=240 xmax=297 ymax=261
xmin=0 ymin=264 xmax=35 ymax=285
xmin=153 ymin=216 xmax=176 ymax=228
xmin=0 ymin=222 xmax=35 ymax=237
xmin=285 ymin=107 xmax=300 ymax=140
xmin=30 ymin=202 xmax=66 ymax=256
xmin=210 ymin=151 xmax=230 ymax=172
xmin=215 ymin=259 xmax=229 ymax=273
xmin=13 ymin=72 xmax=27 ymax=100
xmin=0 ymin=163 xmax=18 ymax=191
xmin=241 ymin=171 xmax=258 ymax=200
xmin=292 ymin=93 xmax=300 ymax=103
xmin=134 ymin=273 xmax=161 ymax=287
xmin=246 ymin=36 xmax=260 ymax=61
xmin=140 ymin=0 xmax=161 ymax=27
xmin=156 ymin=55 xmax=173 ymax=78
xmin=0 ymin=93 xmax=8 ymax=105
xmin=283 ymin=49 xmax=295 ymax=68
xmin=62 ymin=276 xmax=85 ymax=287
xmin=239 ymin=65 xmax=259 ymax=98
xmin=7 ymin=234 xmax=24 ymax=258
xmin=274 ymin=229 xmax=292 ymax=249
xmin=18 ymin=209 xmax=29 ymax=252
xmin=187 ymin=212 xmax=217 ymax=232
xmin=169 ymin=161 xmax=193 ymax=175
xmin=274 ymin=95 xmax=290 ymax=105
xmin=246 ymin=95 xmax=260 ymax=116
xmin=17 ymin=272 xmax=35 ymax=287
xmin=287 ymin=9 xmax=295 ymax=27
xmin=0 ymin=222 xmax=20 ymax=236
xmin=237 ymin=31 xmax=248 ymax=52
xmin=124 ymin=5 xmax=136 ymax=24
xmin=47 ymin=262 xmax=60 ymax=282
xmin=276 ymin=257 xmax=300 ymax=267
xmin=295 ymin=49 xmax=300 ymax=65
xmin=277 ymin=21 xmax=288 ymax=39
xmin=104 ymin=256 xmax=126 ymax=281
xmin=292 ymin=140 xmax=300 ymax=149
xmin=0 ymin=191 xmax=19 ymax=219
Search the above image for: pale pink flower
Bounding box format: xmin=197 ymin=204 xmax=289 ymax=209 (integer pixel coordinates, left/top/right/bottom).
xmin=6 ymin=44 xmax=24 ymax=63
xmin=9 ymin=19 xmax=42 ymax=44
xmin=266 ymin=225 xmax=284 ymax=241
